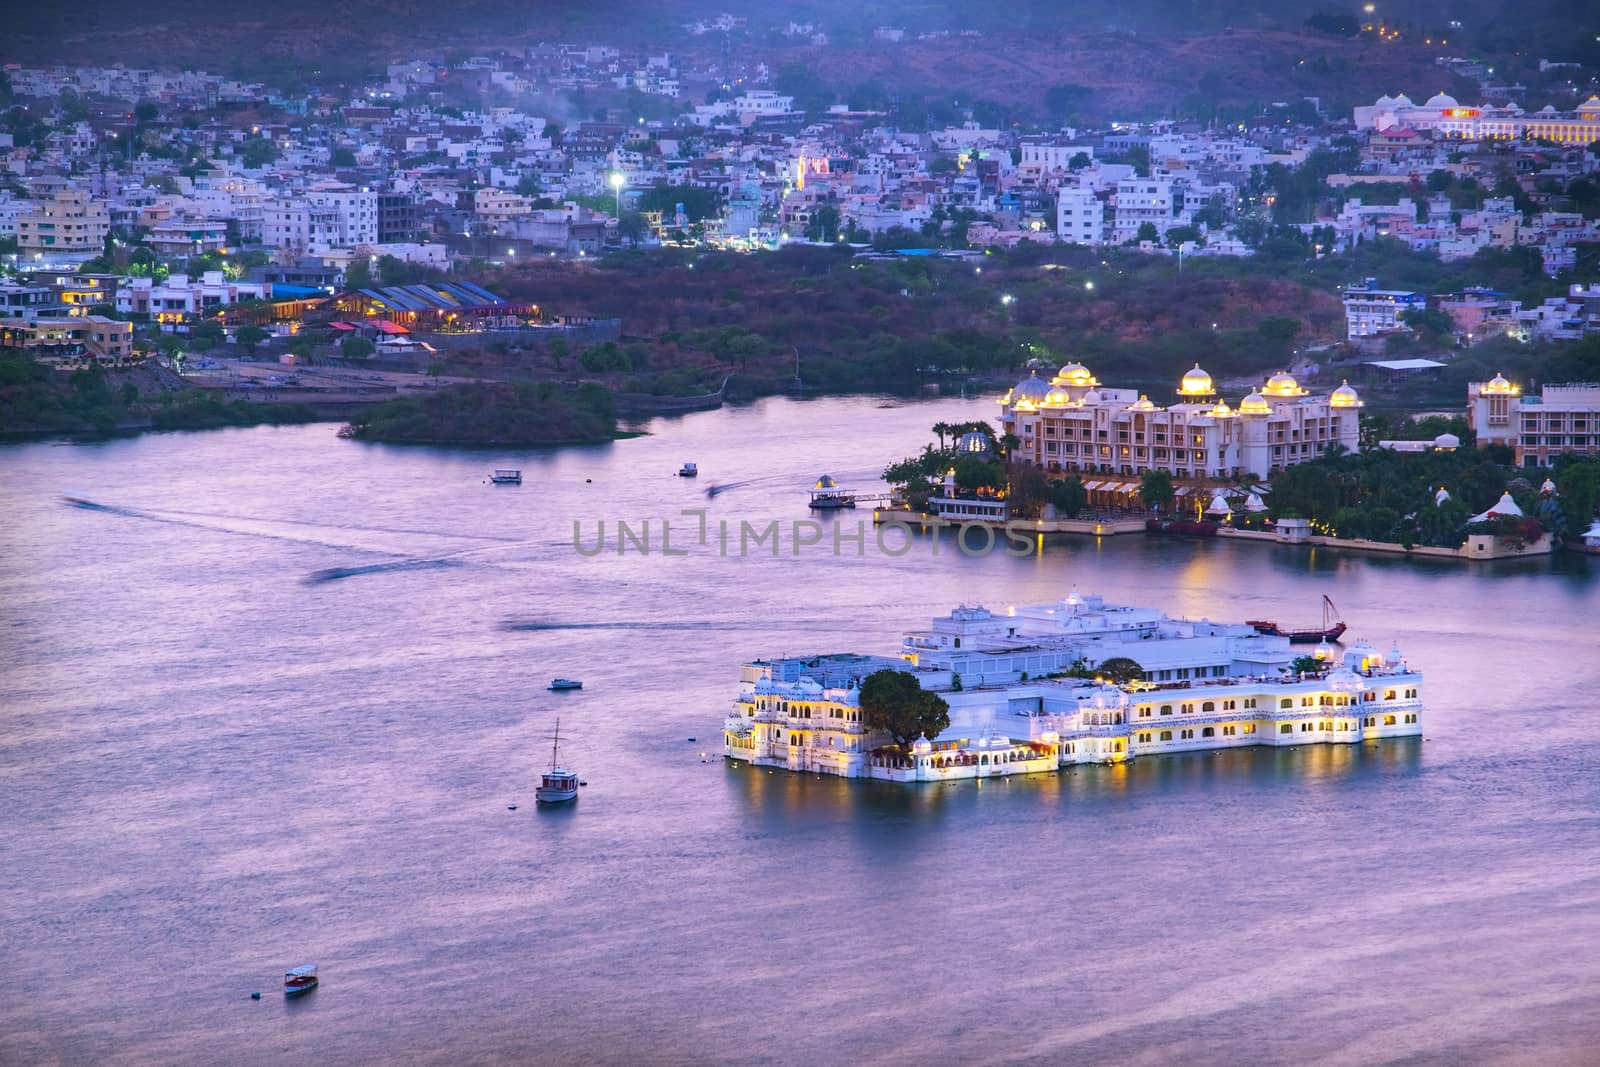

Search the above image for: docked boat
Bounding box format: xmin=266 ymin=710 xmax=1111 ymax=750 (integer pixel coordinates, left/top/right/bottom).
xmin=679 ymin=462 xmax=698 ymax=478
xmin=284 ymin=964 xmax=318 ymax=997
xmin=536 ymin=719 xmax=579 ymax=804
xmin=490 ymin=469 xmax=522 ymax=485
xmin=548 ymin=678 xmax=582 ymax=691
xmin=808 ymin=474 xmax=857 ymax=510
xmin=1247 ymin=595 xmax=1348 ymax=643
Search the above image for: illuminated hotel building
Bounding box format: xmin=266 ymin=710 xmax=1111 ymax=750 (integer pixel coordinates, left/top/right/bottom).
xmin=723 ymin=593 xmax=1423 ymax=783
xmin=996 ymin=362 xmax=1362 ymax=488
xmin=1354 ymin=93 xmax=1600 ymax=144
xmin=1469 ymin=374 xmax=1600 ymax=467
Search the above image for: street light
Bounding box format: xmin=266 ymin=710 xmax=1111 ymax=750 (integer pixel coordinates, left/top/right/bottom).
xmin=608 ymin=171 xmax=625 ymax=217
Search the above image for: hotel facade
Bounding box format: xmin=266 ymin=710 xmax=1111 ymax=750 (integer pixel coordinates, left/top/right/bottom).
xmin=1469 ymin=375 xmax=1600 ymax=467
xmin=997 ymin=362 xmax=1362 ymax=487
xmin=723 ymin=593 xmax=1423 ymax=783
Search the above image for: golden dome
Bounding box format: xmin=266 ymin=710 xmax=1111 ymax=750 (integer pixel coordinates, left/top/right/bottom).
xmin=1206 ymin=399 xmax=1236 ymax=418
xmin=1239 ymin=390 xmax=1271 ymax=415
xmin=1053 ymin=362 xmax=1098 ymax=387
xmin=1263 ymin=371 xmax=1307 ymax=397
xmin=1329 ymin=380 xmax=1362 ymax=408
xmin=1128 ymin=394 xmax=1158 ymax=412
xmin=1178 ymin=363 xmax=1214 ymax=397
xmin=1481 ymin=373 xmax=1515 ymax=395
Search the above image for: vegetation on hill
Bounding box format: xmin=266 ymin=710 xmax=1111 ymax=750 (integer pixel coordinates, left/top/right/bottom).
xmin=344 ymin=381 xmax=617 ymax=446
xmin=0 ymin=354 xmax=315 ymax=435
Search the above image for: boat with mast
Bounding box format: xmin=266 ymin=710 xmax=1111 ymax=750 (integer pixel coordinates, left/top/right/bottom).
xmin=1246 ymin=595 xmax=1348 ymax=643
xmin=536 ymin=718 xmax=579 ymax=804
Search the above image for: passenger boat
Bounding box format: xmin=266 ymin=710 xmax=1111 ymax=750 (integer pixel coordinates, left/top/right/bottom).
xmin=548 ymin=678 xmax=582 ymax=691
xmin=678 ymin=462 xmax=698 ymax=477
xmin=489 ymin=469 xmax=522 ymax=485
xmin=808 ymin=474 xmax=857 ymax=510
xmin=284 ymin=964 xmax=318 ymax=997
xmin=1246 ymin=595 xmax=1348 ymax=643
xmin=536 ymin=719 xmax=579 ymax=804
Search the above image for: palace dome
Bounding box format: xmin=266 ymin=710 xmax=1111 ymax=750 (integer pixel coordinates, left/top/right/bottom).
xmin=1128 ymin=394 xmax=1159 ymax=412
xmin=1329 ymin=380 xmax=1362 ymax=408
xmin=1053 ymin=362 xmax=1098 ymax=387
xmin=1481 ymin=373 xmax=1514 ymax=395
xmin=1434 ymin=433 xmax=1460 ymax=449
xmin=1392 ymin=94 xmax=1415 ymax=107
xmin=1435 ymin=486 xmax=1451 ymax=505
xmin=1207 ymin=399 xmax=1236 ymax=418
xmin=1313 ymin=638 xmax=1334 ymax=661
xmin=1046 ymin=389 xmax=1071 ymax=405
xmin=814 ymin=474 xmax=837 ymax=489
xmin=1179 ymin=363 xmax=1215 ymax=397
xmin=1424 ymin=92 xmax=1459 ymax=109
xmin=911 ymin=734 xmax=933 ymax=755
xmin=1344 ymin=640 xmax=1381 ymax=672
xmin=1239 ymin=391 xmax=1271 ymax=415
xmin=1540 ymin=477 xmax=1557 ymax=495
xmin=1263 ymin=371 xmax=1306 ymax=397
xmin=1326 ymin=668 xmax=1365 ymax=694
xmin=958 ymin=430 xmax=994 ymax=456
xmin=1376 ymin=94 xmax=1396 ymax=107
xmin=1013 ymin=372 xmax=1051 ymax=400
xmin=1385 ymin=642 xmax=1404 ymax=667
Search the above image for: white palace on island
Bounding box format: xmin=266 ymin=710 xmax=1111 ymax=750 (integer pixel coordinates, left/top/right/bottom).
xmin=997 ymin=362 xmax=1362 ymax=483
xmin=723 ymin=592 xmax=1423 ymax=784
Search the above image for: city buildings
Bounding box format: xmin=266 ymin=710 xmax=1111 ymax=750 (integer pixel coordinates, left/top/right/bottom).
xmin=1354 ymin=92 xmax=1600 ymax=144
xmin=997 ymin=361 xmax=1361 ymax=488
xmin=724 ymin=592 xmax=1423 ymax=782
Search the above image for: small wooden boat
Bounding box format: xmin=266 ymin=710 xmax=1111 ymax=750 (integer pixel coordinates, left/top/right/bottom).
xmin=548 ymin=678 xmax=582 ymax=691
xmin=1247 ymin=595 xmax=1348 ymax=643
xmin=536 ymin=719 xmax=579 ymax=804
xmin=678 ymin=462 xmax=698 ymax=477
xmin=490 ymin=469 xmax=522 ymax=484
xmin=284 ymin=964 xmax=318 ymax=997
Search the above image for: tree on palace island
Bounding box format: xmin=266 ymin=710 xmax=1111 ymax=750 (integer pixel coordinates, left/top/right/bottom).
xmin=859 ymin=669 xmax=951 ymax=749
xmin=1095 ymin=658 xmax=1146 ymax=686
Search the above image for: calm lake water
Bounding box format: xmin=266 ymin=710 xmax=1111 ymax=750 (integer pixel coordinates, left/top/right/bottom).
xmin=2 ymin=395 xmax=1599 ymax=1066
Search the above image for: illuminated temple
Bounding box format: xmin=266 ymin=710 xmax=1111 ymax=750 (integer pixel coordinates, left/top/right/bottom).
xmin=723 ymin=592 xmax=1423 ymax=783
xmin=997 ymin=362 xmax=1362 ymax=489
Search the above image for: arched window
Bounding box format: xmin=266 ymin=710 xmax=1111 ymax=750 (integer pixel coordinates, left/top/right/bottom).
xmin=1202 ymin=701 xmax=1215 ymax=712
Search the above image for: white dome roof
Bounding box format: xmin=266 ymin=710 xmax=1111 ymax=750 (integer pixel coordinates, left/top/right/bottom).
xmin=911 ymin=734 xmax=933 ymax=755
xmin=1239 ymin=391 xmax=1271 ymax=415
xmin=1393 ymin=94 xmax=1415 ymax=107
xmin=1179 ymin=363 xmax=1214 ymax=396
xmin=1425 ymin=92 xmax=1458 ymax=108
xmin=1329 ymin=380 xmax=1361 ymax=408
xmin=1376 ymin=94 xmax=1396 ymax=106
xmin=1054 ymin=362 xmax=1097 ymax=386
xmin=1482 ymin=373 xmax=1514 ymax=394
xmin=1433 ymin=432 xmax=1460 ymax=448
xmin=1434 ymin=486 xmax=1451 ymax=504
xmin=1263 ymin=371 xmax=1305 ymax=397
xmin=1128 ymin=394 xmax=1158 ymax=412
xmin=1327 ymin=668 xmax=1365 ymax=693
xmin=1540 ymin=478 xmax=1557 ymax=494
xmin=1385 ymin=642 xmax=1404 ymax=667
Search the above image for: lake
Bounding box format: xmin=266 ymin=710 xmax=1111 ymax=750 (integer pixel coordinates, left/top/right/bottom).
xmin=2 ymin=395 xmax=1598 ymax=1065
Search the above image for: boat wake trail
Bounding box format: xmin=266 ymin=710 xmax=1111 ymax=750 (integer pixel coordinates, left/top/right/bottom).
xmin=501 ymin=618 xmax=744 ymax=632
xmin=305 ymin=559 xmax=468 ymax=583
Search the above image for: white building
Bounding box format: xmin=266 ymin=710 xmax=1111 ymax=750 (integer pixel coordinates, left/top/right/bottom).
xmin=263 ymin=185 xmax=377 ymax=253
xmin=1112 ymin=176 xmax=1176 ymax=243
xmin=1343 ymin=278 xmax=1426 ymax=338
xmin=1469 ymin=375 xmax=1600 ymax=467
xmin=1055 ymin=187 xmax=1104 ymax=245
xmin=116 ymin=272 xmax=271 ymax=326
xmin=16 ymin=190 xmax=111 ymax=258
xmin=997 ymin=361 xmax=1361 ymax=487
xmin=724 ymin=593 xmax=1423 ymax=782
